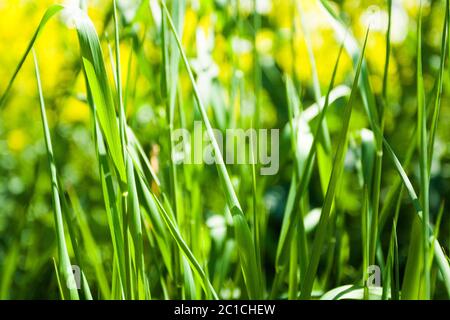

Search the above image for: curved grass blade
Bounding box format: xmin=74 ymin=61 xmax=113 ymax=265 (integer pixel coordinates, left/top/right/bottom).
xmin=321 ymin=285 xmax=387 ymax=300
xmin=300 ymin=28 xmax=370 ymax=299
xmin=383 ymin=139 xmax=450 ymax=297
xmin=1 ymin=4 xmax=126 ymax=182
xmin=274 ymin=40 xmax=346 ymax=290
xmin=52 ymin=257 xmax=65 ymax=300
xmin=300 ymin=86 xmax=351 ymax=123
xmin=0 ymin=4 xmax=64 ymax=108
xmin=93 ymin=118 xmax=126 ymax=298
xmin=152 ymin=193 xmax=218 ymax=299
xmin=125 ymin=152 xmax=147 ymax=299
xmin=158 ymin=0 xmax=262 ymax=298
xmin=318 ymin=0 xmax=379 ymax=130
xmin=75 ymin=8 xmax=126 ymax=183
xmin=0 ymin=5 xmax=126 ymax=181
xmin=68 ymin=189 xmax=111 ymax=299
xmin=416 ymin=2 xmax=431 ymax=298
xmin=33 ymin=50 xmax=79 ymax=300
xmin=319 ymin=0 xmax=384 ymax=269
xmin=59 ymin=184 xmax=93 ymax=300
xmin=428 ymin=0 xmax=449 ymax=167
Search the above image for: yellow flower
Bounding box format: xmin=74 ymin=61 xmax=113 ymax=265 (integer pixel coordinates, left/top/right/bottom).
xmin=60 ymin=97 xmax=90 ymax=123
xmin=7 ymin=129 xmax=28 ymax=152
xmin=269 ymin=0 xmax=294 ymax=29
xmin=275 ymin=41 xmax=293 ymax=75
xmin=214 ymin=34 xmax=232 ymax=83
xmin=198 ymin=13 xmax=213 ymax=37
xmin=239 ymin=52 xmax=253 ymax=74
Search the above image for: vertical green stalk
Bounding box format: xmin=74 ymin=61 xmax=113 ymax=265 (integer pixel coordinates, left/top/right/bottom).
xmin=300 ymin=29 xmax=370 ymax=299
xmin=161 ymin=0 xmax=187 ymax=294
xmin=253 ymin=0 xmax=261 ymax=127
xmin=112 ymin=0 xmax=134 ymax=299
xmin=429 ymin=0 xmax=449 ymax=167
xmin=368 ymin=0 xmax=392 ymax=270
xmin=416 ymin=2 xmax=430 ymax=299
xmin=33 ymin=49 xmax=79 ymax=300
xmin=159 ymin=0 xmax=262 ymax=298
xmin=274 ymin=39 xmax=345 ymax=298
xmin=252 ymin=0 xmax=263 ymax=287
xmin=298 ymin=1 xmax=332 ymax=195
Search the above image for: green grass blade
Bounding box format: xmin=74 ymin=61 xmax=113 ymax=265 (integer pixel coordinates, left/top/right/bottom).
xmin=383 ymin=138 xmax=450 ymax=297
xmin=301 ymin=28 xmax=370 ymax=299
xmin=0 ymin=5 xmax=64 ymax=108
xmin=321 ymin=285 xmax=386 ymax=300
xmin=158 ymin=0 xmax=262 ymax=298
xmin=68 ymin=189 xmax=111 ymax=299
xmin=52 ymin=257 xmax=65 ymax=300
xmin=416 ymin=3 xmax=431 ymax=298
xmin=428 ymin=0 xmax=449 ymax=167
xmin=94 ymin=119 xmax=126 ymax=298
xmin=319 ymin=2 xmax=384 ymax=269
xmin=59 ymin=184 xmax=93 ymax=300
xmin=275 ymin=40 xmax=345 ymax=284
xmin=74 ymin=8 xmax=126 ymax=183
xmin=152 ymin=192 xmax=218 ymax=299
xmin=125 ymin=152 xmax=147 ymax=299
xmin=0 ymin=242 xmax=20 ymax=299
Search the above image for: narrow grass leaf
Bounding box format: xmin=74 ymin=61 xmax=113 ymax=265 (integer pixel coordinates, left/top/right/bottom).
xmin=301 ymin=28 xmax=370 ymax=299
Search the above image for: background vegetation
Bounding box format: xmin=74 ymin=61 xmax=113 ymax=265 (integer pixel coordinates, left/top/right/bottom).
xmin=1 ymin=0 xmax=450 ymax=299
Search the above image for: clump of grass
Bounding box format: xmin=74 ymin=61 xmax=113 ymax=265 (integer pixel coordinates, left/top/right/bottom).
xmin=1 ymin=0 xmax=450 ymax=300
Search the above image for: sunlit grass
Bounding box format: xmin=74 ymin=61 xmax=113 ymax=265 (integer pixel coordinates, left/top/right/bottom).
xmin=1 ymin=0 xmax=450 ymax=300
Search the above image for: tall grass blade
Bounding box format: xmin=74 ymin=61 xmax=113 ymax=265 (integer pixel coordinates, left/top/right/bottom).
xmin=300 ymin=28 xmax=370 ymax=299
xmin=158 ymin=0 xmax=262 ymax=299
xmin=416 ymin=3 xmax=430 ymax=298
xmin=0 ymin=5 xmax=64 ymax=108
xmin=33 ymin=50 xmax=79 ymax=300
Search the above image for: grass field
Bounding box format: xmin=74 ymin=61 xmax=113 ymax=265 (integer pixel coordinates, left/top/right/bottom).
xmin=1 ymin=0 xmax=450 ymax=300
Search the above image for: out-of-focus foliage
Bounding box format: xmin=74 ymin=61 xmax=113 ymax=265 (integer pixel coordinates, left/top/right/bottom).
xmin=1 ymin=0 xmax=450 ymax=299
